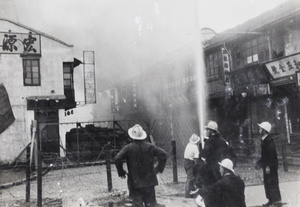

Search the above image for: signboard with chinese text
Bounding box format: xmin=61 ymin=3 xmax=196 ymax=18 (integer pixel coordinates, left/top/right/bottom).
xmin=0 ymin=31 xmax=41 ymax=54
xmin=83 ymin=51 xmax=96 ymax=104
xmin=221 ymin=47 xmax=230 ymax=73
xmin=253 ymin=84 xmax=270 ymax=96
xmin=265 ymin=52 xmax=300 ymax=79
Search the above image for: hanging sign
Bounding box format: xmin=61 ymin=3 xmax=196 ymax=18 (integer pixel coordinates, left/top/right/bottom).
xmin=83 ymin=51 xmax=96 ymax=104
xmin=265 ymin=52 xmax=300 ymax=79
xmin=297 ymin=72 xmax=300 ymax=87
xmin=221 ymin=47 xmax=230 ymax=73
xmin=0 ymin=31 xmax=41 ymax=54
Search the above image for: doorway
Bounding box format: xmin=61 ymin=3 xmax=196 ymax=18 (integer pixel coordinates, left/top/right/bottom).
xmin=35 ymin=110 xmax=60 ymax=157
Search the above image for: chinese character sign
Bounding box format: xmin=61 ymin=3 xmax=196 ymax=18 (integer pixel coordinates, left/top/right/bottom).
xmin=83 ymin=51 xmax=96 ymax=104
xmin=1 ymin=31 xmax=41 ymax=54
xmin=265 ymin=53 xmax=300 ymax=79
xmin=221 ymin=47 xmax=230 ymax=73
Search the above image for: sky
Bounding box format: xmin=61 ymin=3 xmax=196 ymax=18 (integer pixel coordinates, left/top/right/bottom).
xmin=0 ymin=0 xmax=290 ymax=117
xmin=0 ymin=0 xmax=288 ymax=83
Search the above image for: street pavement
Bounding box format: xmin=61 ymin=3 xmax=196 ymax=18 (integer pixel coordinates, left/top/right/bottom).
xmin=1 ymin=163 xmax=300 ymax=207
xmin=1 ymin=180 xmax=298 ymax=206
xmin=155 ymin=180 xmax=300 ymax=207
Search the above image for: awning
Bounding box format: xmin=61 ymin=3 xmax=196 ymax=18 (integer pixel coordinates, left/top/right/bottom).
xmin=27 ymin=95 xmax=66 ymax=101
xmin=27 ymin=95 xmax=66 ymax=110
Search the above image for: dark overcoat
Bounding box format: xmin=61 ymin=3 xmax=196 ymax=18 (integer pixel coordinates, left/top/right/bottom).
xmin=200 ymin=134 xmax=228 ymax=166
xmin=256 ymin=134 xmax=281 ymax=202
xmin=198 ymin=134 xmax=236 ymax=185
xmin=115 ymin=140 xmax=167 ymax=188
xmin=199 ymin=173 xmax=246 ymax=207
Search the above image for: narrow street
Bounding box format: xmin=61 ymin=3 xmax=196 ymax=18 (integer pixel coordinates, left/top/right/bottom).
xmin=1 ymin=159 xmax=300 ymax=206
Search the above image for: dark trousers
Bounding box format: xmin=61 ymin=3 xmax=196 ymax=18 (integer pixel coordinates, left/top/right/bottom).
xmin=130 ymin=185 xmax=157 ymax=207
xmin=263 ymin=168 xmax=281 ymax=203
xmin=184 ymin=159 xmax=196 ymax=198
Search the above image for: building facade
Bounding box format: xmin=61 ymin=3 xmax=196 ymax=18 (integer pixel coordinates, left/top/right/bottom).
xmin=0 ymin=18 xmax=80 ymax=164
xmin=204 ymin=0 xmax=300 ymax=154
xmin=110 ymin=1 xmax=300 ymax=158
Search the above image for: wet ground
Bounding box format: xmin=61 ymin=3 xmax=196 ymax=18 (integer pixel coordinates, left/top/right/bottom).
xmin=1 ymin=158 xmax=300 ymax=206
xmin=0 ymin=168 xmax=27 ymax=185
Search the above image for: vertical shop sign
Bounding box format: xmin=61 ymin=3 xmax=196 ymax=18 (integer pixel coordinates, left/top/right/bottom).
xmin=222 ymin=46 xmax=232 ymax=96
xmin=221 ymin=47 xmax=230 ymax=73
xmin=297 ymin=71 xmax=300 ymax=86
xmin=0 ymin=84 xmax=15 ymax=134
xmin=83 ymin=51 xmax=96 ymax=104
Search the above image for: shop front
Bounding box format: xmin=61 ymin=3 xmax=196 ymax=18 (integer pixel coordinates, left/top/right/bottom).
xmin=264 ymin=53 xmax=300 ymax=157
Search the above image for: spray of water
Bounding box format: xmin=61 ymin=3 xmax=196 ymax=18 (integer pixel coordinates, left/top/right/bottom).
xmin=195 ymin=1 xmax=207 ymax=145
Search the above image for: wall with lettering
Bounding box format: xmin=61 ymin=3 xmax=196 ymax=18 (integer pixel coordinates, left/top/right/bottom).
xmin=0 ymin=19 xmax=74 ymax=163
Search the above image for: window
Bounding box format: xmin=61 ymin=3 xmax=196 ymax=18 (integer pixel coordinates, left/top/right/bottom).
xmin=63 ymin=63 xmax=73 ymax=89
xmin=234 ymin=36 xmax=270 ymax=70
xmin=206 ymin=51 xmax=222 ymax=81
xmin=23 ymin=59 xmax=40 ymax=86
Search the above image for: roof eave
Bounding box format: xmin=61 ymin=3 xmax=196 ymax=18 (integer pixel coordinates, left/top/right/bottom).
xmin=0 ymin=18 xmax=73 ymax=47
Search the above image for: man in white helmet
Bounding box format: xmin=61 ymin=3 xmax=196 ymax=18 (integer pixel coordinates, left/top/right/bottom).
xmin=115 ymin=124 xmax=167 ymax=207
xmin=255 ymin=122 xmax=282 ymax=206
xmin=194 ymin=158 xmax=246 ymax=207
xmin=198 ymin=121 xmax=237 ymax=187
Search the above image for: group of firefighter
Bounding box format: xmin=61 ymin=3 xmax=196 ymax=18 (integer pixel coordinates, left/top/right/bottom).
xmin=184 ymin=120 xmax=282 ymax=207
xmin=113 ymin=120 xmax=282 ymax=207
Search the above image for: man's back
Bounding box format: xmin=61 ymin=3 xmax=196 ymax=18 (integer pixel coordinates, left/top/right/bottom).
xmin=218 ymin=174 xmax=246 ymax=207
xmin=115 ymin=141 xmax=167 ymax=188
xmin=199 ymin=173 xmax=246 ymax=207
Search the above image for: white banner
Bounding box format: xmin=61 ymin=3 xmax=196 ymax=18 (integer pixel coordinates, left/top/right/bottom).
xmin=83 ymin=51 xmax=96 ymax=104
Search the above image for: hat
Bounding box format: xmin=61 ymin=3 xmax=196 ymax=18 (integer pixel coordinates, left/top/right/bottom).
xmin=204 ymin=121 xmax=219 ymax=133
xmin=257 ymin=121 xmax=271 ymax=133
xmin=218 ymin=158 xmax=235 ymax=173
xmin=128 ymin=124 xmax=147 ymax=140
xmin=189 ymin=134 xmax=200 ymax=144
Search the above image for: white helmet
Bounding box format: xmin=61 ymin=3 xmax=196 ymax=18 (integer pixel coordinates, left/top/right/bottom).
xmin=218 ymin=158 xmax=235 ymax=173
xmin=257 ymin=121 xmax=271 ymax=133
xmin=204 ymin=121 xmax=219 ymax=133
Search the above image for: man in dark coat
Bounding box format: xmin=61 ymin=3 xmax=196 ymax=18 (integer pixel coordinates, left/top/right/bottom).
xmin=115 ymin=124 xmax=167 ymax=207
xmin=198 ymin=121 xmax=237 ymax=187
xmin=196 ymin=158 xmax=246 ymax=207
xmin=255 ymin=121 xmax=282 ymax=206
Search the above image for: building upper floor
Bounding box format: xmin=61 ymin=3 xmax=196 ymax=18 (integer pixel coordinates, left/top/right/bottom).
xmin=204 ymin=0 xmax=300 ymax=97
xmin=0 ymin=18 xmax=80 ymax=110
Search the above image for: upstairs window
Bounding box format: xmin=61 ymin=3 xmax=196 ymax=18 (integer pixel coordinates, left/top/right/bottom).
xmin=234 ymin=36 xmax=270 ymax=70
xmin=63 ymin=63 xmax=73 ymax=89
xmin=206 ymin=51 xmax=222 ymax=81
xmin=23 ymin=58 xmax=40 ymax=86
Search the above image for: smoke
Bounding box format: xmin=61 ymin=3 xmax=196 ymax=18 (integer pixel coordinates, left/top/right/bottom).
xmin=2 ymin=0 xmax=207 ymax=125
